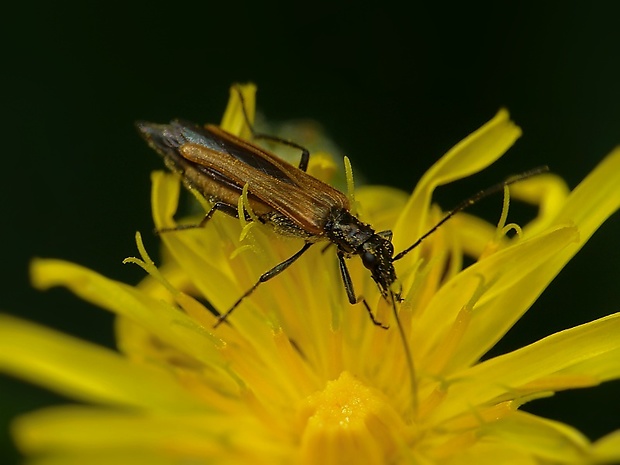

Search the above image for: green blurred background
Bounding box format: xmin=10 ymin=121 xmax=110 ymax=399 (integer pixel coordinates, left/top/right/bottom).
xmin=2 ymin=2 xmax=619 ymax=462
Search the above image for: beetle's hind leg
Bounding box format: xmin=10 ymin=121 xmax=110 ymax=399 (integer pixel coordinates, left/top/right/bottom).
xmin=156 ymin=201 xmax=244 ymax=234
xmin=213 ymin=242 xmax=314 ymax=328
xmin=233 ymin=85 xmax=310 ymax=172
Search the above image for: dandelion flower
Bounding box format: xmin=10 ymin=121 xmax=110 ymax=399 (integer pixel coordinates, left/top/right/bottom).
xmin=1 ymin=84 xmax=620 ymax=464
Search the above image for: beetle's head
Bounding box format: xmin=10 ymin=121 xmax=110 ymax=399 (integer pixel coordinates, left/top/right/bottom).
xmin=360 ymin=234 xmax=399 ymax=299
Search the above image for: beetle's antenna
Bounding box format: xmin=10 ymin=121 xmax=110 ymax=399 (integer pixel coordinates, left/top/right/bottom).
xmin=390 ymin=290 xmax=417 ymax=416
xmin=392 ymin=166 xmax=549 ymax=262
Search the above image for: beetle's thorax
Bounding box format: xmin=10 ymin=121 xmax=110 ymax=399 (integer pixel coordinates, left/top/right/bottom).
xmin=324 ymin=208 xmax=375 ymax=252
xmin=325 ymin=208 xmax=397 ymax=297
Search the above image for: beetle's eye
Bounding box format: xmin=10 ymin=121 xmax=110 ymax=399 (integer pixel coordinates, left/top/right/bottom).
xmin=362 ymin=251 xmax=378 ymax=269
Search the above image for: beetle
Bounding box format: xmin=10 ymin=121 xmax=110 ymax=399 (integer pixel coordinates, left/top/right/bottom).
xmin=137 ymin=88 xmax=545 ymax=329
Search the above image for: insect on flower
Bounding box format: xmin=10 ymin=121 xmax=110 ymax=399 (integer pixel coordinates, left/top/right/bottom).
xmin=136 ymin=87 xmax=546 ymax=330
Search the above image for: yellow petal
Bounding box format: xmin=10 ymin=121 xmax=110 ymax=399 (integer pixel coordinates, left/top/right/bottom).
xmin=513 ymin=148 xmax=620 ymax=321
xmin=436 ymin=313 xmax=620 ymax=421
xmin=480 ymin=411 xmax=592 ymax=462
xmin=13 ymin=405 xmax=287 ymax=465
xmin=150 ymin=171 xmax=242 ymax=314
xmin=355 ymin=185 xmax=409 ymax=233
xmin=393 ymin=109 xmax=521 ymax=255
xmin=551 ymin=147 xmax=620 ymax=234
xmin=30 ymin=258 xmax=225 ymax=367
xmin=415 ymin=224 xmax=579 ymax=372
xmin=445 ymin=441 xmax=537 ymax=465
xmin=592 ymin=430 xmax=620 ymax=463
xmin=12 ymin=452 xmax=180 ymax=465
xmin=444 ymin=212 xmax=497 ymax=259
xmin=0 ymin=315 xmax=202 ymax=411
xmin=418 ymin=148 xmax=620 ymax=374
xmin=219 ymin=83 xmax=257 ymax=139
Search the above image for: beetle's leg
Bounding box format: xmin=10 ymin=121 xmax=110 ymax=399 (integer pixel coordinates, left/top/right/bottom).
xmin=320 ymin=243 xmax=334 ymax=254
xmin=337 ymin=251 xmax=389 ymax=329
xmin=213 ymin=242 xmax=314 ymax=328
xmin=255 ymin=134 xmax=310 ymax=172
xmin=156 ymin=201 xmax=243 ymax=234
xmin=234 ymin=86 xmax=310 ymax=172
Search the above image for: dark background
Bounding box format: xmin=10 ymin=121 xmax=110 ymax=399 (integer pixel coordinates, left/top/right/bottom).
xmin=2 ymin=2 xmax=619 ymax=462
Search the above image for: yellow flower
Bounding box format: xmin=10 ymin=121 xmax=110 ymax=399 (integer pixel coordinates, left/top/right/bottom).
xmin=2 ymin=84 xmax=620 ymax=464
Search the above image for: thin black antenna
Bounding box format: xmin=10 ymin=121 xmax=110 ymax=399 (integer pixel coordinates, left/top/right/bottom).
xmin=392 ymin=166 xmax=549 ymax=262
xmin=389 ymin=289 xmax=418 ymax=415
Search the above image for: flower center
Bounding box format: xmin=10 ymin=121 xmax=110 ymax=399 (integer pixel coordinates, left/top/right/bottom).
xmin=296 ymin=371 xmax=407 ymax=465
